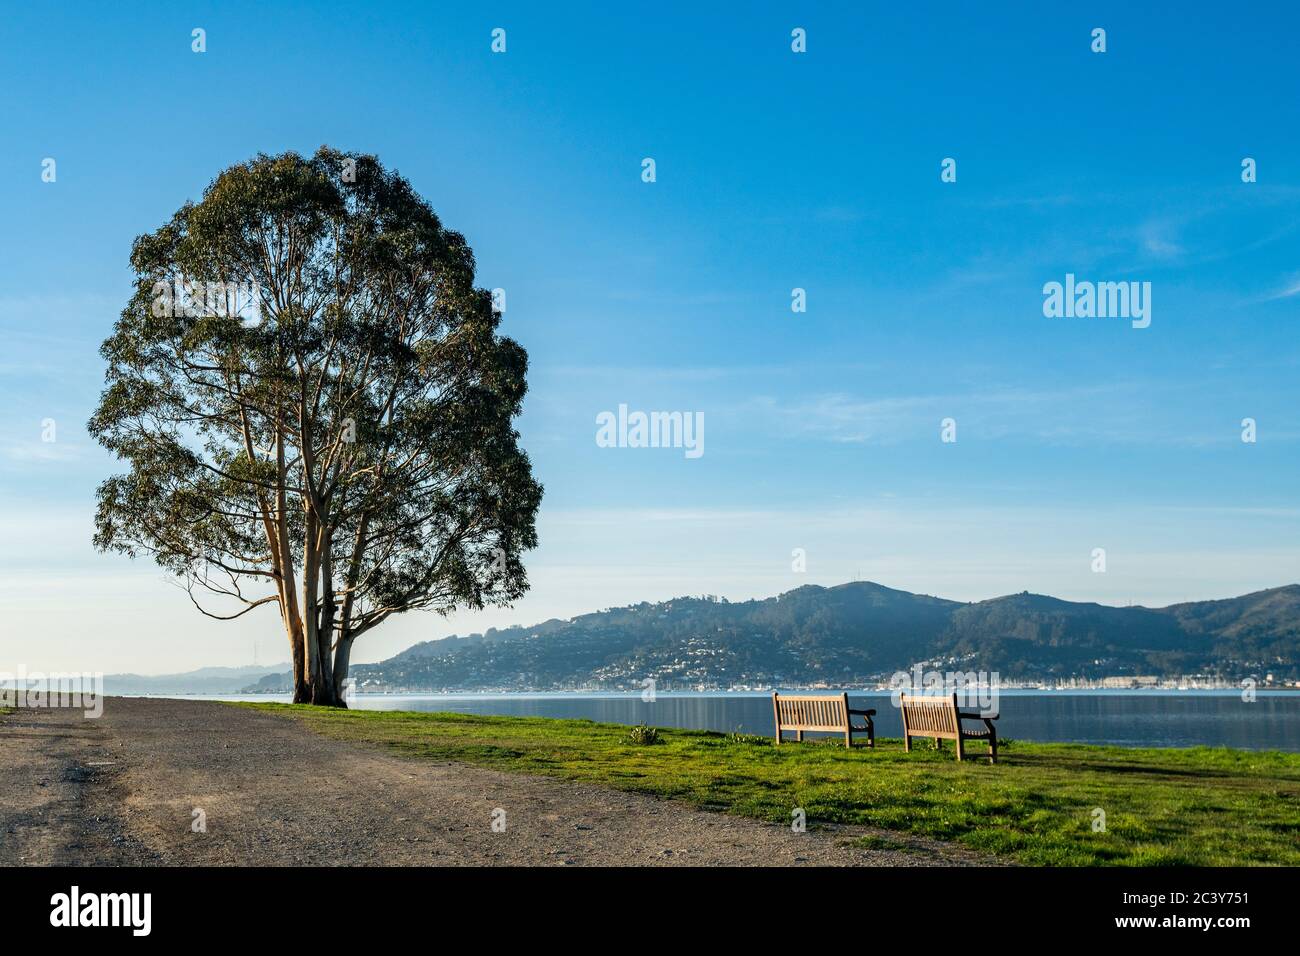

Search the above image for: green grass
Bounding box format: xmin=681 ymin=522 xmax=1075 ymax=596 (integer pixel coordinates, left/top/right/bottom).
xmin=238 ymin=702 xmax=1300 ymax=866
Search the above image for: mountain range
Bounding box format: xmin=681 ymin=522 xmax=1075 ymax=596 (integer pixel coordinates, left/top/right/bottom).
xmin=236 ymin=581 xmax=1300 ymax=693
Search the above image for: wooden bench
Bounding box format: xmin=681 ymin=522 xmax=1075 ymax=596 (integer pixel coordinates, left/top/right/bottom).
xmin=772 ymin=692 xmax=875 ymax=749
xmin=900 ymin=692 xmax=999 ymax=762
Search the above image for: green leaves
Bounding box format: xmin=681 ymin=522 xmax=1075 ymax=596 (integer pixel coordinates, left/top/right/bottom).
xmin=89 ymin=147 xmax=543 ymax=675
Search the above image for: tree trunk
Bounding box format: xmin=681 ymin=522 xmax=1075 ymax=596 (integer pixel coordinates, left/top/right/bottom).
xmin=332 ymin=634 xmax=354 ymax=705
xmin=308 ymin=675 xmax=340 ymax=706
xmin=308 ymin=622 xmax=339 ymax=706
xmin=289 ymin=625 xmax=309 ymax=704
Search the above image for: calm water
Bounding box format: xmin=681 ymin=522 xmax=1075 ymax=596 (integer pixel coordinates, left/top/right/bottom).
xmin=202 ymin=690 xmax=1300 ymax=751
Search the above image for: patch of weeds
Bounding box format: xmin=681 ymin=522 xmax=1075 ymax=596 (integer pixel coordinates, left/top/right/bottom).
xmin=727 ymin=730 xmax=770 ymax=745
xmin=627 ymin=723 xmax=661 ymax=746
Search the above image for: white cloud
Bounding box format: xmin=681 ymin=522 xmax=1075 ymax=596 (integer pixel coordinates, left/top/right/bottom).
xmin=1263 ymin=274 xmax=1300 ymax=301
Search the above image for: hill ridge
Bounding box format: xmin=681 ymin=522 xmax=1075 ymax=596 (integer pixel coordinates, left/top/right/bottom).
xmin=321 ymin=582 xmax=1300 ymax=692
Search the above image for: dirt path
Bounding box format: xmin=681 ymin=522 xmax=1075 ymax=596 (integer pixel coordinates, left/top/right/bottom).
xmin=1 ymin=697 xmax=994 ymax=866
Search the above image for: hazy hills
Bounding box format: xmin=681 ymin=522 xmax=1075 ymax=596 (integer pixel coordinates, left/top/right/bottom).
xmin=101 ymin=664 xmax=290 ymax=696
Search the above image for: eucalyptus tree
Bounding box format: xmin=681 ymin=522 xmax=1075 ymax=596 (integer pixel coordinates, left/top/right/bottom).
xmin=89 ymin=148 xmax=542 ymax=705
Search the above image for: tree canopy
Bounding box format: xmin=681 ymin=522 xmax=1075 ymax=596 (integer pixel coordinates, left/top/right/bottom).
xmin=89 ymin=147 xmax=543 ymax=704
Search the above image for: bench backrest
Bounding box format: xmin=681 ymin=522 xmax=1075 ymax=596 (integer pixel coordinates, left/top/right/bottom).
xmin=899 ymin=693 xmax=959 ymax=736
xmin=773 ymin=693 xmax=849 ymax=731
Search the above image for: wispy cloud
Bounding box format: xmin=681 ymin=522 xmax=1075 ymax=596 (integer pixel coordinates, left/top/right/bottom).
xmin=1262 ymin=273 xmax=1300 ymax=301
xmin=1138 ymin=220 xmax=1184 ymax=260
xmin=748 ymin=382 xmax=1182 ymax=446
xmin=2 ymin=441 xmax=85 ymax=464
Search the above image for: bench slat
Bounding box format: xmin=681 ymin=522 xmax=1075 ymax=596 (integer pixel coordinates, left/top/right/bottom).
xmin=900 ymin=692 xmax=999 ymax=763
xmin=772 ymin=692 xmax=874 ymax=750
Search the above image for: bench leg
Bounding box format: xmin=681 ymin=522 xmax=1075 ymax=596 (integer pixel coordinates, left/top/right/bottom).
xmin=867 ymin=716 xmax=875 ymax=749
xmin=988 ymin=731 xmax=998 ymax=764
xmin=904 ymin=734 xmax=911 ymax=753
xmin=955 ymin=736 xmax=965 ymax=762
xmin=844 ymin=726 xmax=852 ymax=749
xmin=934 ymin=737 xmax=942 ymax=751
xmin=796 ymin=730 xmax=803 ymax=743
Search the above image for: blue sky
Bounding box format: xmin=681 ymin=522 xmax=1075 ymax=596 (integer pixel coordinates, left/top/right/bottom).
xmin=2 ymin=2 xmax=1298 ymax=672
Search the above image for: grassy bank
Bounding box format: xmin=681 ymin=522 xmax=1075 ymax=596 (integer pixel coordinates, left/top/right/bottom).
xmin=241 ymin=703 xmax=1300 ymax=866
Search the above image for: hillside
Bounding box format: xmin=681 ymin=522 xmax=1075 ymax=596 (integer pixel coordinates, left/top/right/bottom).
xmin=319 ymin=582 xmax=1300 ymax=692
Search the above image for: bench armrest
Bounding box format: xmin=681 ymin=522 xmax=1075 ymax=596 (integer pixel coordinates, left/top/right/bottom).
xmin=847 ymin=708 xmax=876 ymax=716
xmin=958 ymin=711 xmax=998 ymax=721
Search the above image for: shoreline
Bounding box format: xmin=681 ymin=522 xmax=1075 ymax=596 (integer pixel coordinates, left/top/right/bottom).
xmin=110 ymin=688 xmax=1300 ymax=754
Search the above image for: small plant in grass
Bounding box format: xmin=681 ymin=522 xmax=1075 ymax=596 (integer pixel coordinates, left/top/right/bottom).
xmin=727 ymin=730 xmax=768 ymax=745
xmin=627 ymin=723 xmax=661 ymax=745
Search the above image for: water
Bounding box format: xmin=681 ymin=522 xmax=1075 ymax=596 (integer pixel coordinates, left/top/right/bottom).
xmin=199 ymin=689 xmax=1300 ymax=751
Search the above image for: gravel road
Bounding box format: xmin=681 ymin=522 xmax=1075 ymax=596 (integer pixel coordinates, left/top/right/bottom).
xmin=1 ymin=697 xmax=993 ymax=866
